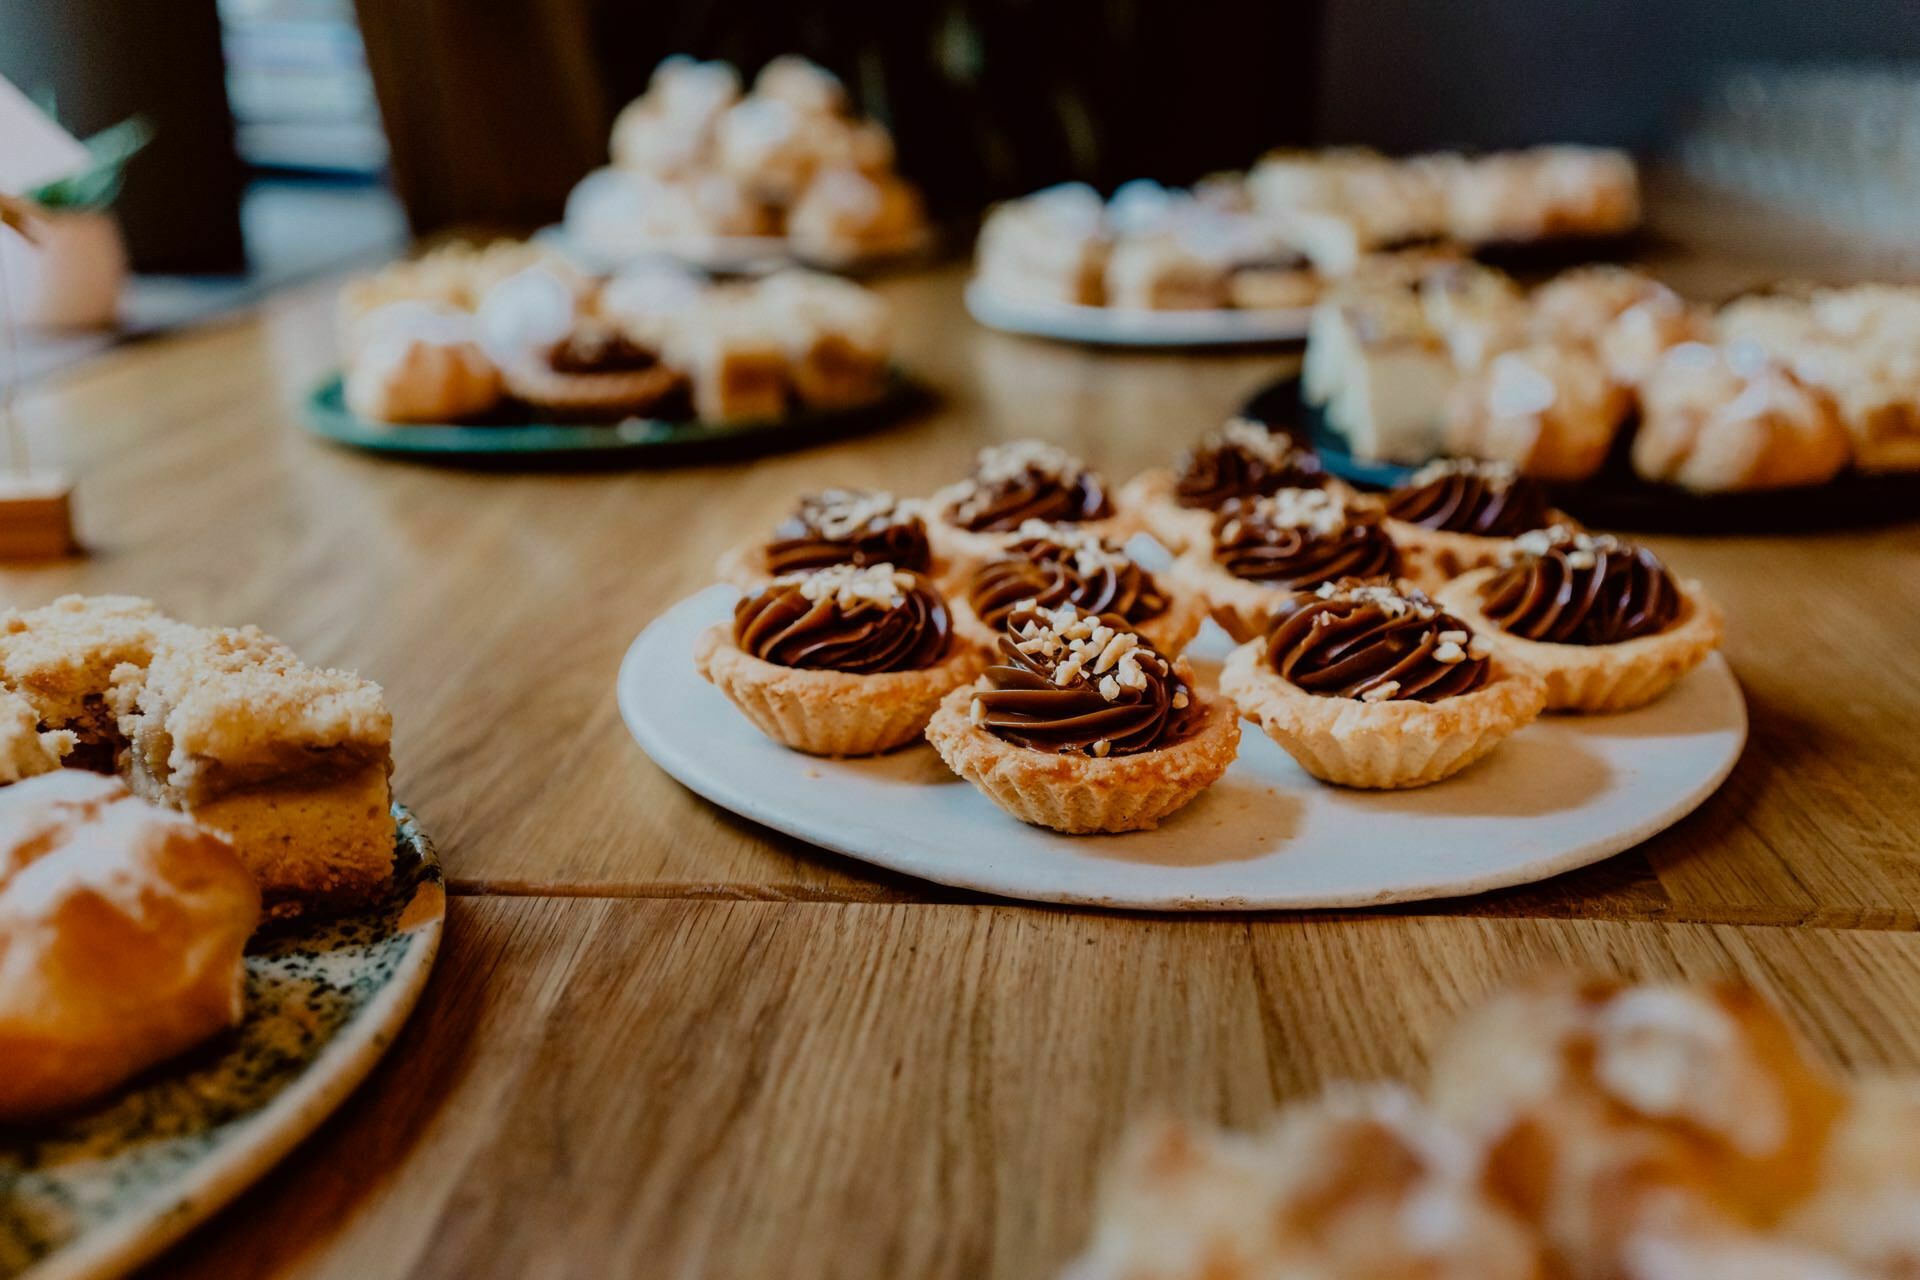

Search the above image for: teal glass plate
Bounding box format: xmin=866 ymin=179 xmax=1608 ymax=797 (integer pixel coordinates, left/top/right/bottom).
xmin=301 ymin=367 xmax=928 ymax=468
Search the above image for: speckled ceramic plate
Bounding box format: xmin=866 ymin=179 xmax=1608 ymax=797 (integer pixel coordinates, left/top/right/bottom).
xmin=620 ymin=586 xmax=1746 ymax=911
xmin=0 ymin=807 xmax=444 ymax=1280
xmin=301 ymin=369 xmax=926 ymax=468
xmin=965 ymin=279 xmax=1311 ymax=348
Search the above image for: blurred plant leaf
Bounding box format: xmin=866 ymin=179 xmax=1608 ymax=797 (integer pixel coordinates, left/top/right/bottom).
xmin=26 ymin=118 xmax=154 ymax=212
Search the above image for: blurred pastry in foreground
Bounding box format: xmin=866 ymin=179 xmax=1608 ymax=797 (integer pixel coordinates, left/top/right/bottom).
xmin=1063 ymin=1087 xmax=1545 ymax=1280
xmin=1220 ymin=577 xmax=1545 ymax=789
xmin=1633 ymin=343 xmax=1851 ymax=492
xmin=1443 ymin=344 xmax=1630 ymax=482
xmin=695 ymin=563 xmax=980 ymax=757
xmin=924 ymin=601 xmax=1237 ymax=833
xmin=0 ymin=772 xmax=259 ymax=1122
xmin=111 ymin=625 xmax=395 ymax=919
xmin=787 ymin=170 xmax=926 ymax=264
xmin=1431 ymin=978 xmax=1847 ymax=1276
xmin=1436 ymin=525 xmax=1723 ymax=712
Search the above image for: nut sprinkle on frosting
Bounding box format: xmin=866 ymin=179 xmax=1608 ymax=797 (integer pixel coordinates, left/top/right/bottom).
xmin=1211 ymin=489 xmax=1400 ymax=586
xmin=1266 ymin=578 xmax=1492 ymax=703
xmin=733 ymin=563 xmax=950 ymax=672
xmin=1384 ymin=458 xmax=1553 ymax=538
xmin=764 ymin=489 xmax=932 ymax=576
xmin=1174 ymin=418 xmax=1328 ymax=510
xmin=967 ymin=521 xmax=1169 ymax=631
xmin=945 ymin=440 xmax=1112 ymax=532
xmin=1479 ymin=525 xmax=1683 ymax=645
xmin=971 ymin=602 xmax=1191 ymax=757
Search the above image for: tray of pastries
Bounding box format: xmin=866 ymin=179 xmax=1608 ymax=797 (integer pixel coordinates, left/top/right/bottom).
xmin=554 ymin=55 xmax=930 ymax=272
xmin=968 ymin=146 xmax=1639 ymax=348
xmin=618 ymin=431 xmax=1744 ymax=910
xmin=1247 ymin=261 xmax=1920 ymax=530
xmin=0 ymin=596 xmax=438 ymax=1280
xmin=1065 ymin=976 xmax=1920 ymax=1280
xmin=311 ymin=241 xmax=924 ymax=464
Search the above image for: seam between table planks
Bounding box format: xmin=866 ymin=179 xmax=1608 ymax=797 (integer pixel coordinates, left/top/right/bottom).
xmin=443 ymin=877 xmax=1920 ymax=930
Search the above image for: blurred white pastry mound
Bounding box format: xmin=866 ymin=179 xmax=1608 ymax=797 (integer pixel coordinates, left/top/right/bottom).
xmin=0 ymin=771 xmax=260 ymax=1122
xmin=344 ymin=301 xmax=502 ymax=424
xmin=1065 ymin=978 xmax=1920 ymax=1280
xmin=581 ymin=53 xmax=926 ymax=267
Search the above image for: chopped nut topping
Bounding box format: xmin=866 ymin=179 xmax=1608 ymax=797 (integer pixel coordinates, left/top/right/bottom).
xmin=1012 ymin=519 xmax=1135 ymax=579
xmin=1014 ymin=602 xmax=1166 ymax=703
xmin=1408 ymin=457 xmax=1520 ymax=487
xmin=783 ymin=562 xmax=912 ymax=611
xmin=805 ymin=489 xmax=914 ymax=540
xmin=1511 ymin=524 xmax=1621 ymax=563
xmin=1236 ymin=488 xmax=1350 ymax=539
xmin=1312 ymin=579 xmax=1438 ymax=620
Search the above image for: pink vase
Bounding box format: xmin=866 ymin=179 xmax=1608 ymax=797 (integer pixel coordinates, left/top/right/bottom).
xmin=0 ymin=209 xmax=128 ymax=331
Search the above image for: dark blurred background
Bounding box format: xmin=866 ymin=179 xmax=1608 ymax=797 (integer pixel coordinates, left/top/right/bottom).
xmin=3 ymin=0 xmax=1920 ymax=273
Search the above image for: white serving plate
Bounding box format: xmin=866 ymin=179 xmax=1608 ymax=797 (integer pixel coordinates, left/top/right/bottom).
xmin=964 ymin=279 xmax=1312 ymax=348
xmin=3 ymin=810 xmax=444 ymax=1280
xmin=618 ymin=586 xmax=1746 ymax=911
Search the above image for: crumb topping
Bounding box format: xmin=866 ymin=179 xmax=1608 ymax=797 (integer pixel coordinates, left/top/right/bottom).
xmin=1219 ymin=488 xmax=1349 ymax=542
xmin=1213 ymin=417 xmax=1294 ymax=465
xmin=1408 ymin=457 xmax=1520 ymax=487
xmin=783 ymin=562 xmax=913 ymax=612
xmin=804 ymin=489 xmax=914 ymax=541
xmin=1511 ymin=524 xmax=1620 ymax=568
xmin=971 ymin=440 xmax=1087 ymax=489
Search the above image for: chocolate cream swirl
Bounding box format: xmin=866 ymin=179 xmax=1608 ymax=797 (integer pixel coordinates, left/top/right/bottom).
xmin=973 ymin=604 xmax=1191 ymax=756
xmin=1266 ymin=579 xmax=1491 ymax=702
xmin=1479 ymin=526 xmax=1683 ymax=645
xmin=1175 ymin=418 xmax=1328 ymax=509
xmin=945 ymin=441 xmax=1112 ymax=533
xmin=763 ymin=490 xmax=932 ymax=576
xmin=1212 ymin=491 xmax=1400 ymax=587
xmin=1384 ymin=459 xmax=1552 ymax=538
xmin=734 ymin=564 xmax=950 ymax=673
xmin=967 ymin=526 xmax=1168 ymax=631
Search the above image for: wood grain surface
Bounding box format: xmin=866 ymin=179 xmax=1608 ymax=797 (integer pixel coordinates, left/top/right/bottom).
xmin=2 ymin=258 xmax=1916 ymax=1278
xmin=139 ymin=899 xmax=1920 ymax=1280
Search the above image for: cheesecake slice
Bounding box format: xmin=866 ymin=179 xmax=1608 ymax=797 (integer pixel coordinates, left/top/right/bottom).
xmin=109 ymin=625 xmax=394 ymax=918
xmin=1303 ymin=287 xmax=1459 ymax=465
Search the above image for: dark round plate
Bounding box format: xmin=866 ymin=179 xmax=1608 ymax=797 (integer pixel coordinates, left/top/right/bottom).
xmin=1240 ymin=375 xmax=1920 ymax=534
xmin=301 ymin=367 xmax=928 ymax=469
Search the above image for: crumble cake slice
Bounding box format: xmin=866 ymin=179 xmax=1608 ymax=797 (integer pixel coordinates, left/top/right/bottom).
xmin=0 ymin=594 xmax=177 ymax=770
xmin=109 ymin=624 xmax=395 ymax=918
xmin=0 ymin=687 xmax=73 ymax=782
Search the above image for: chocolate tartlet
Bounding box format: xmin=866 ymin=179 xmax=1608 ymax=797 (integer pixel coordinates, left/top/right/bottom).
xmin=1382 ymin=458 xmax=1563 ymax=591
xmin=930 ymin=440 xmax=1127 ymax=574
xmin=1174 ymin=489 xmax=1401 ymax=643
xmin=1120 ymin=418 xmax=1337 ymax=555
xmin=1221 ymin=578 xmax=1546 ymax=788
xmin=946 ymin=440 xmax=1111 ymax=532
xmin=696 ymin=563 xmax=982 ymax=755
xmin=717 ymin=489 xmax=933 ymax=587
xmin=956 ymin=522 xmax=1203 ymax=658
xmin=502 ymin=318 xmax=685 ymax=419
xmin=925 ymin=602 xmax=1238 ymax=833
xmin=1478 ymin=527 xmax=1680 ymax=645
xmin=1175 ymin=418 xmax=1328 ymax=510
xmin=1434 ymin=526 xmax=1724 ymax=712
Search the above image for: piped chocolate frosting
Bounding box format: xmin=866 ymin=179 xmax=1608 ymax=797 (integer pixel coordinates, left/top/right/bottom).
xmin=1175 ymin=418 xmax=1327 ymax=509
xmin=763 ymin=490 xmax=932 ymax=576
xmin=734 ymin=564 xmax=950 ymax=673
xmin=967 ymin=523 xmax=1168 ymax=631
xmin=1212 ymin=490 xmax=1399 ymax=587
xmin=971 ymin=603 xmax=1191 ymax=756
xmin=1266 ymin=578 xmax=1491 ymax=702
xmin=1384 ymin=458 xmax=1553 ymax=538
xmin=1479 ymin=526 xmax=1682 ymax=645
xmin=945 ymin=441 xmax=1111 ymax=533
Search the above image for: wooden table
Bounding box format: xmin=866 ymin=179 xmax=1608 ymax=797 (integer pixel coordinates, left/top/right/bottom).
xmin=9 ymin=262 xmax=1920 ymax=1279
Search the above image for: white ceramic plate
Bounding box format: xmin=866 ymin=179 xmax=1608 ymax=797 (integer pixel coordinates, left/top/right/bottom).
xmin=618 ymin=586 xmax=1747 ymax=910
xmin=2 ymin=809 xmax=444 ymax=1280
xmin=964 ymin=279 xmax=1312 ymax=348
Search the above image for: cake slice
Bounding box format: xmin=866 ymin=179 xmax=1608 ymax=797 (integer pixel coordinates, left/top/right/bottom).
xmin=1303 ymin=286 xmax=1459 ymax=464
xmin=0 ymin=687 xmax=72 ymax=782
xmin=668 ymin=300 xmax=792 ymax=424
xmin=109 ymin=625 xmax=394 ymax=918
xmin=0 ymin=595 xmax=176 ymax=770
